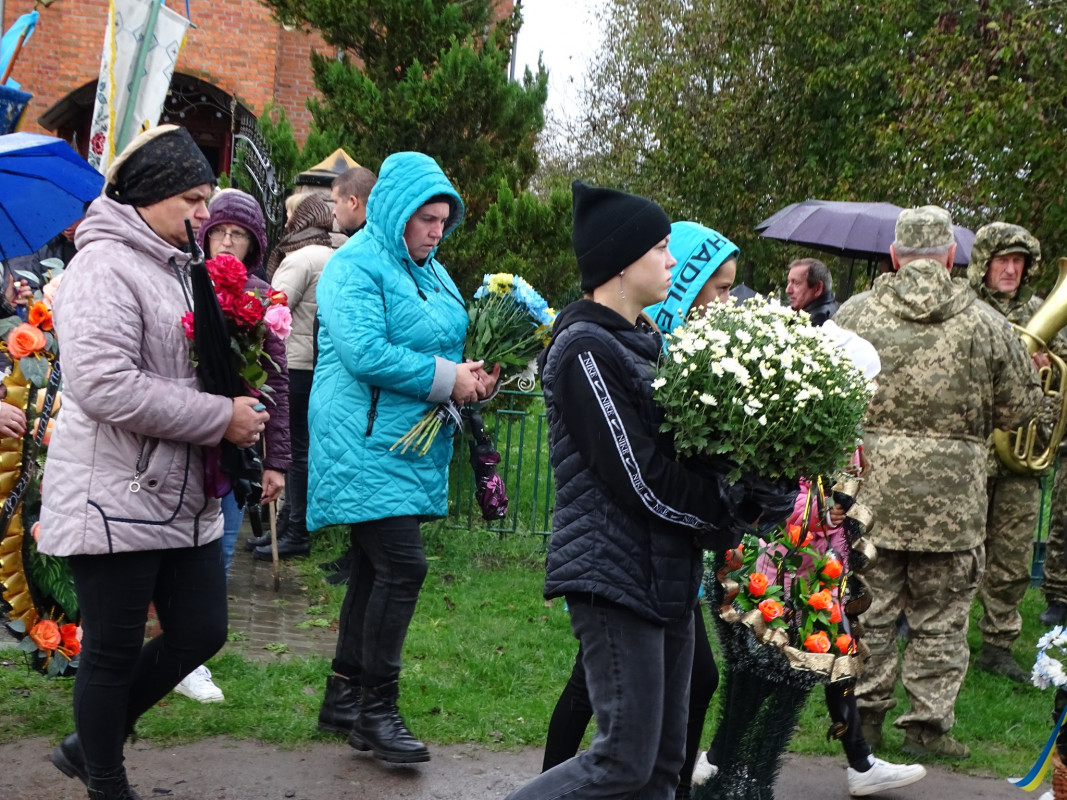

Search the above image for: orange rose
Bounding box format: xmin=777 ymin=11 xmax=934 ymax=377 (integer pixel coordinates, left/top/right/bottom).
xmin=29 ymin=618 xmax=61 ymax=651
xmin=32 ymin=417 xmax=55 ymax=446
xmin=268 ymin=289 xmax=289 ymax=306
xmin=806 ymin=589 xmax=833 ymax=611
xmin=27 ymin=301 xmax=52 ymax=331
xmin=803 ymin=631 xmax=831 ymax=653
xmin=786 ymin=523 xmax=813 ymax=547
xmin=835 ymin=633 xmax=854 ymax=654
xmin=59 ymin=623 xmax=81 ymax=656
xmin=758 ymin=598 xmax=784 ymax=622
xmin=748 ymin=572 xmax=769 ymax=597
xmin=8 ymin=323 xmax=47 ymax=359
xmin=821 ymin=556 xmax=844 ymax=580
xmin=829 ymin=602 xmax=842 ymax=623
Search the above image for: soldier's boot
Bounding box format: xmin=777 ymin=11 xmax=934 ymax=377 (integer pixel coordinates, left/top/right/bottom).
xmin=859 ymin=711 xmax=884 ymax=752
xmin=901 ymin=725 xmax=970 ymax=761
xmin=1040 ymin=601 xmax=1067 ymax=627
xmin=976 ymin=643 xmax=1029 ymax=683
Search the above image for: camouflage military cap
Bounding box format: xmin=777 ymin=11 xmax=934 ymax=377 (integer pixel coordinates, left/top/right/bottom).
xmin=894 ymin=205 xmax=954 ymax=249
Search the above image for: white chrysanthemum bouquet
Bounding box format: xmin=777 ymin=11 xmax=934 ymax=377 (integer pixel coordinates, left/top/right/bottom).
xmin=652 ymin=298 xmax=874 ymax=481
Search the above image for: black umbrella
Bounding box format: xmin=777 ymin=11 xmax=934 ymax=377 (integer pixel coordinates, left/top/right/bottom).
xmin=464 ymin=408 xmax=507 ymax=521
xmin=185 ymin=221 xmax=263 ymax=508
xmin=757 ymin=199 xmax=974 ymax=266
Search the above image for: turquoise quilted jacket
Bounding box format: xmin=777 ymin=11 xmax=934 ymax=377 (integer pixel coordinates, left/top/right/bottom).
xmin=307 ymin=152 xmax=469 ymax=528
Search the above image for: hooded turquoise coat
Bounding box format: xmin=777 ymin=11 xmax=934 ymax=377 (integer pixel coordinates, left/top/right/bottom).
xmin=644 ymin=221 xmax=739 ymax=335
xmin=307 ymin=152 xmax=468 ymax=528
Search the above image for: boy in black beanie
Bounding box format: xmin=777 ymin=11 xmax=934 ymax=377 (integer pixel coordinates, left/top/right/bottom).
xmin=506 ymin=182 xmax=759 ymax=800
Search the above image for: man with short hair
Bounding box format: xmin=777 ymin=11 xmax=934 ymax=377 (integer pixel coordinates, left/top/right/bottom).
xmin=786 ymin=257 xmax=839 ymax=324
xmin=835 ymin=206 xmax=1044 ymax=761
xmin=331 ymin=166 xmax=378 ymax=236
xmin=966 ymin=223 xmax=1065 ymax=681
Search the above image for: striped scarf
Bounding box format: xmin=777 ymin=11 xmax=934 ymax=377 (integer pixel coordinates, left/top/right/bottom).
xmin=265 ymin=194 xmax=334 ymax=280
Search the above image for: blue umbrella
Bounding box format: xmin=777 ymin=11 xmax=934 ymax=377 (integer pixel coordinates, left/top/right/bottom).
xmin=0 ymin=132 xmax=103 ymax=261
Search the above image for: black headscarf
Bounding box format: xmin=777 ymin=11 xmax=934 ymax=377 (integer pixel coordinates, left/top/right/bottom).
xmin=104 ymin=125 xmax=216 ymax=207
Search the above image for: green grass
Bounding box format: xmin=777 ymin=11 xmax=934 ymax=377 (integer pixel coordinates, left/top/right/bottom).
xmin=0 ymin=526 xmax=1056 ymax=779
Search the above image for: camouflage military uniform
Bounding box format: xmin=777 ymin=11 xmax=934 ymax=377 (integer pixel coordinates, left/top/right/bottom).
xmin=966 ymin=223 xmax=1062 ymax=654
xmin=1045 ymin=459 xmax=1067 ymax=606
xmin=834 ymin=207 xmax=1044 ymax=742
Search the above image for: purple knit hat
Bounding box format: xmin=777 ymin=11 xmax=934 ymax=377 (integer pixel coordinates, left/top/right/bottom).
xmin=196 ymin=188 xmax=268 ymax=273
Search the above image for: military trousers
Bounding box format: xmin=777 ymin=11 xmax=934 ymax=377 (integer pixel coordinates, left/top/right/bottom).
xmin=855 ymin=545 xmax=984 ymax=734
xmin=978 ymin=474 xmax=1040 ymax=649
xmin=1043 ymin=464 xmax=1067 ymax=604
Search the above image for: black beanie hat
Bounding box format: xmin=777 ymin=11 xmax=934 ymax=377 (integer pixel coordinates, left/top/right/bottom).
xmin=571 ymin=180 xmax=671 ymax=291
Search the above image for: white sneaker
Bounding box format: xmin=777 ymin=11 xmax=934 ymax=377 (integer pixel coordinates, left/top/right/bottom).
xmin=847 ymin=756 xmax=926 ymax=797
xmin=174 ymin=665 xmax=224 ymax=703
xmin=691 ymin=751 xmax=719 ymax=785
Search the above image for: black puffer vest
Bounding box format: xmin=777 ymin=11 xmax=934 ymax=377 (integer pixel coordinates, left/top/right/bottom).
xmin=541 ymin=313 xmax=702 ymax=624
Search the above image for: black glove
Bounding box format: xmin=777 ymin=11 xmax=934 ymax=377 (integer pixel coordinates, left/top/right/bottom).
xmin=735 ymin=472 xmax=798 ymax=537
xmin=686 ymin=457 xmax=797 ymax=544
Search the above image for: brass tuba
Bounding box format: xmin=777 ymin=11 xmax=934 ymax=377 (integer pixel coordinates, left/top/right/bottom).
xmin=993 ymin=257 xmax=1067 ymax=474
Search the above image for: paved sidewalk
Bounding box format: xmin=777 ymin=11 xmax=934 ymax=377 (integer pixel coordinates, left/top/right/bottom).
xmin=222 ymin=526 xmax=337 ymax=662
xmin=0 ymin=737 xmax=1030 ymax=800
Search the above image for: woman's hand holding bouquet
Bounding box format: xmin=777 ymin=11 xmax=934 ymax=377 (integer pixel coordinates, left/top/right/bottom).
xmin=393 ymin=273 xmax=555 ymax=456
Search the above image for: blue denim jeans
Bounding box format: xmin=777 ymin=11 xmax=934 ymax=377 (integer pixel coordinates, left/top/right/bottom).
xmin=331 ymin=516 xmax=428 ymax=687
xmin=508 ymin=601 xmax=694 ymax=800
xmin=220 ymin=490 xmax=243 ymax=577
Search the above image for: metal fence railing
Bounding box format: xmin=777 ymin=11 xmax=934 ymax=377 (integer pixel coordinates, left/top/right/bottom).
xmin=448 ymin=390 xmax=554 ymax=538
xmin=448 ymin=398 xmax=1059 ymax=582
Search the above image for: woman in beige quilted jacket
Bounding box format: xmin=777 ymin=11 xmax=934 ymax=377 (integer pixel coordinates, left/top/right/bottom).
xmin=39 ymin=126 xmax=268 ymax=800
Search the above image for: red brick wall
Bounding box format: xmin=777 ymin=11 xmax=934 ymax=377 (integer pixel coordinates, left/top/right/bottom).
xmin=6 ymin=0 xmax=514 ymax=144
xmin=5 ymin=0 xmax=327 ymax=144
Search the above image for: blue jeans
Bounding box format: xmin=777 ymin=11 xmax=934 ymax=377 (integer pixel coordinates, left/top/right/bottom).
xmin=508 ymin=602 xmax=694 ymax=800
xmin=331 ymin=516 xmax=428 ymax=687
xmin=220 ymin=490 xmax=243 ymax=576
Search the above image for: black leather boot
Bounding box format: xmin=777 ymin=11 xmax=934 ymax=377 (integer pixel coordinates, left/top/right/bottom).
xmin=253 ymin=528 xmax=310 ymax=561
xmin=87 ymin=768 xmax=142 ymax=800
xmin=51 ymin=732 xmax=88 ymax=786
xmin=246 ymin=508 xmax=289 ymax=551
xmin=318 ymin=674 xmax=362 ymax=734
xmin=348 ymin=681 xmax=430 ymax=763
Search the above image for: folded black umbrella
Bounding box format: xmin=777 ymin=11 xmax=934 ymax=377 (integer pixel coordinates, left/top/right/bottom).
xmin=185 ymin=221 xmax=262 ymax=508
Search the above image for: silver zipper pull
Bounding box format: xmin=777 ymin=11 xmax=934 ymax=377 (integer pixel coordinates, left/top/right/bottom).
xmin=129 ymin=472 xmax=141 ymax=493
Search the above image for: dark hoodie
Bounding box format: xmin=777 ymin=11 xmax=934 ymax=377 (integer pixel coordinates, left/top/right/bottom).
xmin=538 ymin=299 xmax=743 ymax=623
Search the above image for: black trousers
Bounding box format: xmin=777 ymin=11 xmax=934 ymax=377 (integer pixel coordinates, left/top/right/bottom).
xmin=331 ymin=516 xmax=428 ymax=687
xmin=826 ymin=680 xmax=872 ymax=770
xmin=68 ymin=539 xmax=227 ymax=776
xmin=278 ymin=368 xmax=311 ymax=536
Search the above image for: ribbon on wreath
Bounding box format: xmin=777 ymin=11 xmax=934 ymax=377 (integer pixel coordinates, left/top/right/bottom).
xmin=0 ymin=360 xmax=61 ymax=631
xmin=1010 ymin=704 xmax=1067 ymax=791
